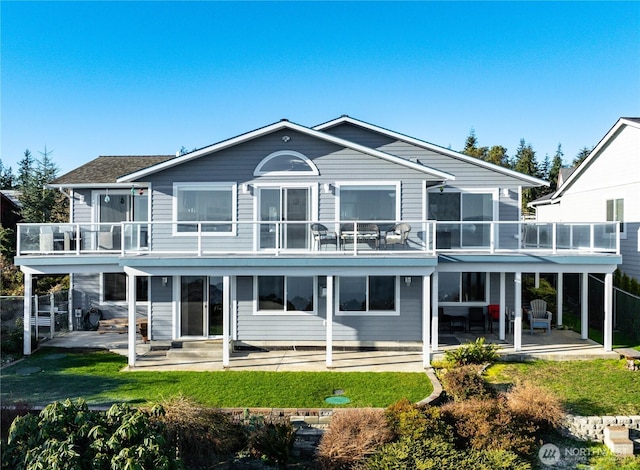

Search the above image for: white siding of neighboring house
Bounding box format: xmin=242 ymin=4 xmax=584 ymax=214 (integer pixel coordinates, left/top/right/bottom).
xmin=535 ymin=122 xmax=640 ymax=280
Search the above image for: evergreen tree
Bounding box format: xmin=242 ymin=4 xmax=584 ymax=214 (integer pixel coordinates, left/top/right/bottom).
xmin=17 ymin=147 xmax=67 ymax=223
xmin=462 ymin=129 xmax=488 ymax=160
xmin=0 ymin=160 xmax=15 ymax=189
xmin=548 ymin=144 xmax=564 ymax=191
xmin=572 ymin=146 xmax=591 ymax=166
xmin=513 ymin=139 xmax=541 ymax=209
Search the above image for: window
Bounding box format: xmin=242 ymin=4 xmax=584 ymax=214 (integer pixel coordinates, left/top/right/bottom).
xmin=174 ymin=183 xmax=236 ymax=234
xmin=102 ymin=274 xmax=148 ymax=303
xmin=606 ymin=198 xmax=624 ymax=234
xmin=256 ymin=276 xmax=315 ymax=313
xmin=429 ymin=190 xmax=494 ymax=248
xmin=254 ymin=151 xmax=319 ymax=176
xmin=338 ymin=276 xmax=397 ymax=314
xmin=339 ymin=184 xmax=398 ymax=222
xmin=438 ymin=272 xmax=486 ymax=303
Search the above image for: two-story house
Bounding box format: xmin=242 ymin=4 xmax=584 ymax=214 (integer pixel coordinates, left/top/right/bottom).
xmin=531 ymin=117 xmax=640 ymax=282
xmin=15 ymin=116 xmax=621 ymax=368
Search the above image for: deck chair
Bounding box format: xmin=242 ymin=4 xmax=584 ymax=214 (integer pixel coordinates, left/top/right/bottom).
xmin=384 ymin=223 xmax=411 ymax=249
xmin=528 ymin=299 xmax=552 ymax=335
xmin=311 ymin=223 xmax=338 ymax=250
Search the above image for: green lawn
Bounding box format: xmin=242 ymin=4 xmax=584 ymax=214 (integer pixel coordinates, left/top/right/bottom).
xmin=485 ymin=359 xmax=640 ymax=416
xmin=0 ymin=348 xmax=432 ymax=408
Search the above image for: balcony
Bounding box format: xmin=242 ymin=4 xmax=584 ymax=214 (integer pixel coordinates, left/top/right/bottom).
xmin=16 ymin=220 xmax=620 ymax=257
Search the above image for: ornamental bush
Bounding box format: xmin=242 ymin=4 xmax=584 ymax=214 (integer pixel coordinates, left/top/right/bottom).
xmin=444 ymin=337 xmax=499 ymax=366
xmin=2 ymin=398 xmax=182 ymax=470
xmin=439 ymin=365 xmax=495 ymax=402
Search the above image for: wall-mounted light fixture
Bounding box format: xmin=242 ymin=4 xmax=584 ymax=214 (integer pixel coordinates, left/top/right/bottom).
xmin=241 ymin=183 xmax=252 ymax=195
xmin=162 ymin=277 xmax=168 ymax=286
xmin=104 ymin=189 xmax=110 ymax=203
xmin=501 ymin=188 xmax=510 ymax=197
xmin=404 ymin=276 xmax=412 ymax=287
xmin=323 ymin=183 xmax=333 ymax=194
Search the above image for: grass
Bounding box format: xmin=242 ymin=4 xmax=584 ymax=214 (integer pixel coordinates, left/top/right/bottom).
xmin=485 ymin=359 xmax=640 ymax=416
xmin=0 ymin=348 xmax=432 ymax=408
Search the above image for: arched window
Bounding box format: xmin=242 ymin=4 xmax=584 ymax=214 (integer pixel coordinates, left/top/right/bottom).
xmin=254 ymin=151 xmax=319 ymax=176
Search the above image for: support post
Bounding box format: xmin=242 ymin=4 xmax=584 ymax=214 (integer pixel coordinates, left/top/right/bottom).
xmin=604 ymin=272 xmax=613 ymax=352
xmin=326 ymin=275 xmax=333 ymax=368
xmin=499 ymin=272 xmax=506 ymax=341
xmin=23 ymin=272 xmax=32 ymax=356
xmin=431 ymin=272 xmax=439 ymax=353
xmin=422 ymin=274 xmax=431 ymax=368
xmin=557 ymin=273 xmax=563 ymax=326
xmin=223 ymin=275 xmax=230 ymax=368
xmin=49 ymin=292 xmax=55 ymax=339
xmin=514 ymin=272 xmax=522 ymax=351
xmin=581 ymin=273 xmax=589 ymax=340
xmin=128 ymin=273 xmax=137 ymax=367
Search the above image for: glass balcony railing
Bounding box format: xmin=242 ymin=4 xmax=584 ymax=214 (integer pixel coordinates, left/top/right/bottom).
xmin=16 ymin=220 xmax=620 ymax=257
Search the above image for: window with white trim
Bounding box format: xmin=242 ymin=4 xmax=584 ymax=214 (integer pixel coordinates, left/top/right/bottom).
xmin=338 ymin=276 xmax=397 ymax=315
xmin=606 ymin=198 xmax=624 ymax=234
xmin=174 ymin=183 xmax=236 ymax=234
xmin=256 ymin=276 xmax=315 ymax=314
xmin=339 ymin=184 xmax=398 ymax=222
xmin=254 ymin=151 xmax=319 ymax=176
xmin=438 ymin=272 xmax=486 ymax=303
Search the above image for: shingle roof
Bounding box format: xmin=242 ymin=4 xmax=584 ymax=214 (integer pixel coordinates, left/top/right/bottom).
xmin=53 ymin=156 xmax=175 ymax=185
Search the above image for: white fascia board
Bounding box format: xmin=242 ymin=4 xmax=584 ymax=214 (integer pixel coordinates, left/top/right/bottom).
xmin=117 ymin=119 xmax=455 ymax=183
xmin=552 ymin=118 xmax=640 ymax=201
xmin=315 ymin=116 xmax=549 ymax=187
xmin=47 ymin=183 xmax=147 ymax=189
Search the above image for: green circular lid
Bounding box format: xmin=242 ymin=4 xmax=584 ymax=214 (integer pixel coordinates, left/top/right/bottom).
xmin=324 ymin=396 xmax=351 ymax=405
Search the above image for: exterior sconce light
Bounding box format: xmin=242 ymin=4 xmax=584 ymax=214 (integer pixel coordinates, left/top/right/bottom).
xmin=502 ymin=188 xmax=510 ymax=197
xmin=104 ymin=189 xmax=110 ymax=203
xmin=323 ymin=183 xmax=332 ymax=194
xmin=162 ymin=277 xmax=168 ymax=286
xmin=241 ymin=184 xmax=252 ymax=195
xmin=404 ymin=276 xmax=412 ymax=287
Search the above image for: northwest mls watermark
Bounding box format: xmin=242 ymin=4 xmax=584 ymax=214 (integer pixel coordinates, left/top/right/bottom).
xmin=538 ymin=443 xmax=608 ymax=466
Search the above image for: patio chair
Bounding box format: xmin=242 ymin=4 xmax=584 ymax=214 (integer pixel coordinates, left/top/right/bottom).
xmin=311 ymin=223 xmax=338 ymax=250
xmin=384 ymin=223 xmax=411 ymax=249
xmin=528 ymin=299 xmax=552 ymax=335
xmin=468 ymin=306 xmax=486 ymax=333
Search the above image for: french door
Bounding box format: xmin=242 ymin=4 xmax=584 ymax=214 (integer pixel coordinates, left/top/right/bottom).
xmin=259 ymin=187 xmax=310 ymax=250
xmin=180 ymin=276 xmax=224 ymax=337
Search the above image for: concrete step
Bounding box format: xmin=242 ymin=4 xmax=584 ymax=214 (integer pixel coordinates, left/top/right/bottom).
xmin=165 ymin=349 xmax=224 ymax=360
xmin=171 ymin=340 xmax=223 ymax=350
xmin=604 ymin=426 xmax=634 ymax=456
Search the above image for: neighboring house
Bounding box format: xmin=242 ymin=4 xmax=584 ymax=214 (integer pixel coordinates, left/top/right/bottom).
xmin=531 ymin=117 xmax=640 ymax=281
xmin=15 ymin=116 xmax=622 ymax=367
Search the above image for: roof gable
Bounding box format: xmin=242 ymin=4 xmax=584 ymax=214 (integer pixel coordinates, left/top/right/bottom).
xmin=315 ymin=116 xmax=549 ymax=187
xmin=548 ymin=117 xmax=640 ymax=200
xmin=117 ymin=119 xmax=455 ymax=182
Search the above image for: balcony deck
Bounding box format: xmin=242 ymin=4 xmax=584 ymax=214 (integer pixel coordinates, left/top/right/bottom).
xmin=16 ymin=220 xmax=620 ymax=258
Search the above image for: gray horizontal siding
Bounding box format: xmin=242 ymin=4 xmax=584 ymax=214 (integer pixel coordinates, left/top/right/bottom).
xmin=236 ymin=276 xmax=423 ymax=343
xmin=150 ymin=276 xmax=173 ymax=340
xmin=620 ymin=222 xmax=640 ymax=281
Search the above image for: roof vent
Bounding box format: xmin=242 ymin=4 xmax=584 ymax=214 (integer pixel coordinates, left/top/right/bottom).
xmin=280 ymin=118 xmax=289 ymax=122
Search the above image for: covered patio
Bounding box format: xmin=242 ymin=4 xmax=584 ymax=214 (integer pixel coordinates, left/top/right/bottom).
xmin=40 ymin=326 xmax=620 ymax=373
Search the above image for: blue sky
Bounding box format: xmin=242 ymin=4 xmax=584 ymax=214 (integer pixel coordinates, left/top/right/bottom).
xmin=2 ymin=1 xmax=639 ymax=176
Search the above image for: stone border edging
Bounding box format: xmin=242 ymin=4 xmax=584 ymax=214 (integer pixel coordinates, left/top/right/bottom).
xmin=563 ymin=414 xmax=640 ymax=442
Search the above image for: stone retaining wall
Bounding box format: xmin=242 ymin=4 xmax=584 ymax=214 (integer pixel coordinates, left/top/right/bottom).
xmin=564 ymin=414 xmax=640 ymax=442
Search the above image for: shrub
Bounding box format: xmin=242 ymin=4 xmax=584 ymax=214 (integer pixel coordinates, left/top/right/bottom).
xmin=444 ymin=337 xmax=499 ymax=366
xmin=1 ymin=316 xmax=24 ymax=357
xmin=317 ymin=408 xmax=393 ymax=469
xmin=579 ymin=454 xmax=640 ymax=470
xmin=158 ymin=395 xmax=246 ymax=468
xmin=442 ymin=396 xmax=539 ymax=456
xmin=439 ymin=364 xmax=494 ymax=402
xmin=2 ymin=398 xmax=182 ymax=470
xmin=248 ymin=419 xmax=296 ymax=466
xmin=385 ymin=398 xmax=454 ymax=442
xmin=505 ymin=381 xmax=564 ymax=432
xmin=366 ymin=436 xmax=531 ymax=470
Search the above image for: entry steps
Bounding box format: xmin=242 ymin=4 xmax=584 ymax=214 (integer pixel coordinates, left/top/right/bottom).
xmin=604 ymin=426 xmax=635 ymax=456
xmin=165 ymin=340 xmax=225 ymax=360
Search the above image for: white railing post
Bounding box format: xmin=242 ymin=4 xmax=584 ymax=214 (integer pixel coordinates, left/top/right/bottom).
xmin=197 ymin=223 xmax=203 ymax=256
xmin=590 ymin=224 xmax=595 ymax=252
xmin=552 ymin=223 xmax=557 ymax=254
xmin=490 ymin=222 xmax=495 ymax=254
xmin=49 ymin=292 xmax=55 ymax=339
